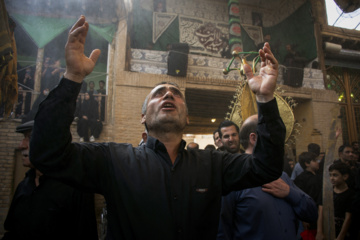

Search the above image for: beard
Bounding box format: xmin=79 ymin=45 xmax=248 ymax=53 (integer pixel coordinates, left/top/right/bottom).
xmin=146 ymin=116 xmax=187 ymax=134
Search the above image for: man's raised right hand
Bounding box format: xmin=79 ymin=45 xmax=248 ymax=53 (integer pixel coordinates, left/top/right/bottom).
xmin=64 ymin=15 xmax=101 ymax=83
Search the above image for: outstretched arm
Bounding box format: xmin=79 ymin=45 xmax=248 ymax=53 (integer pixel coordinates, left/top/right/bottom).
xmin=243 ymin=42 xmax=278 ymax=103
xmin=221 ymin=45 xmax=285 ymax=192
xmin=63 ymin=15 xmax=101 ymax=83
xmin=30 ymin=16 xmax=105 ymax=192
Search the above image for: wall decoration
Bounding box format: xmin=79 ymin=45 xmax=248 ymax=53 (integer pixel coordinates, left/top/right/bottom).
xmin=241 ymin=24 xmax=263 ymax=48
xmin=179 ymin=15 xmax=229 ymax=57
xmin=153 ymin=12 xmax=177 ymax=43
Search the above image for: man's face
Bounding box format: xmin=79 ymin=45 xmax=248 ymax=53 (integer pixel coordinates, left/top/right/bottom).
xmin=19 ymin=130 xmax=33 ymax=168
xmin=340 ymin=147 xmax=353 ymax=162
xmin=289 ymin=160 xmax=294 ymax=169
xmin=220 ymin=125 xmax=240 ymax=153
xmin=306 ymin=158 xmax=319 ymax=172
xmin=142 ymin=84 xmax=189 ymax=133
xmin=213 ymin=131 xmax=223 ymax=148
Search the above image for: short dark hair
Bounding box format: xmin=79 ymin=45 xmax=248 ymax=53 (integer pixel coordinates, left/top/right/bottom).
xmin=99 ymin=80 xmax=105 ymax=84
xmin=205 ymin=144 xmax=216 ymax=151
xmin=308 ymin=143 xmax=320 ymax=156
xmin=218 ymin=120 xmax=239 ymax=139
xmin=142 ymin=82 xmax=184 ymax=115
xmin=239 ymin=118 xmax=257 ymax=150
xmin=338 ymin=144 xmax=352 ymax=153
xmin=329 ymin=162 xmax=350 ymax=176
xmin=298 ymin=152 xmax=317 ymax=170
xmin=213 ymin=129 xmax=219 ymax=141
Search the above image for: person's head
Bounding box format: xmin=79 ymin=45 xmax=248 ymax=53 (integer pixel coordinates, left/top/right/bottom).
xmin=239 ymin=115 xmax=258 ymax=153
xmin=213 ymin=129 xmax=223 ymax=149
xmin=264 ymin=34 xmax=271 ymax=42
xmin=44 ymin=57 xmax=51 ymax=67
xmin=141 ymin=82 xmax=189 ymax=135
xmin=307 ymin=143 xmax=320 ymax=157
xmin=43 ymin=88 xmax=50 ymax=96
xmin=187 ymin=142 xmax=199 ymax=150
xmin=338 ymin=144 xmax=353 ymax=163
xmin=288 ymin=159 xmax=294 ymax=170
xmin=99 ymin=80 xmax=105 ymax=89
xmin=25 ymin=67 xmax=31 ymax=77
xmin=205 ymin=144 xmax=216 ymax=151
xmin=329 ymin=162 xmax=350 ymax=188
xmin=89 ymin=81 xmax=95 ymax=90
xmin=84 ymin=92 xmax=90 ymax=100
xmin=16 ymin=121 xmax=35 ymax=168
xmin=298 ymin=151 xmax=319 ymax=173
xmin=218 ymin=120 xmax=240 ymax=154
xmin=352 ymin=141 xmax=359 ymax=151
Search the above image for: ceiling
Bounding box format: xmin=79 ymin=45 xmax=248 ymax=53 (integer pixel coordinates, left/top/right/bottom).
xmin=185 ymin=88 xmax=236 ymax=134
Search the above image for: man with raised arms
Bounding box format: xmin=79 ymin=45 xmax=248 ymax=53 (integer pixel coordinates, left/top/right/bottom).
xmin=30 ymin=16 xmax=285 ymax=239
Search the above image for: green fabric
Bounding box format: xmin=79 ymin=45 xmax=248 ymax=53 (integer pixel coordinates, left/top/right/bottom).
xmin=132 ymin=1 xmax=179 ymax=51
xmin=84 ymin=62 xmax=107 ymax=87
xmin=241 ymin=1 xmax=316 ymax=64
xmin=240 ymin=25 xmax=258 ymax=59
xmin=89 ymin=24 xmax=117 ymax=43
xmin=11 ymin=14 xmax=74 ymax=48
xmin=11 ymin=14 xmax=116 ymax=49
xmin=262 ymin=1 xmax=317 ymax=63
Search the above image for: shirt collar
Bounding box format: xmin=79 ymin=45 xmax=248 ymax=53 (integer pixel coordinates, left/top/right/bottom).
xmin=146 ymin=135 xmax=186 ymax=153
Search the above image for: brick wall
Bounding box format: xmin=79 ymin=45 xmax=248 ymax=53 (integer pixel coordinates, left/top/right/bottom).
xmin=0 ymin=120 xmax=22 ymax=236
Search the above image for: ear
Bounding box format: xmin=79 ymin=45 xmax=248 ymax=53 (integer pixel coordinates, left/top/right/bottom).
xmin=249 ymin=133 xmax=257 ymax=145
xmin=141 ymin=114 xmax=146 ymax=124
xmin=343 ymin=173 xmax=349 ymax=181
xmin=142 ymin=132 xmax=147 ymax=142
xmin=186 ymin=115 xmax=190 ymax=125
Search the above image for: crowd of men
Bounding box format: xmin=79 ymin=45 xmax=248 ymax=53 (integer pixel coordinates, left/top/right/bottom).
xmin=2 ymin=15 xmax=360 ymax=240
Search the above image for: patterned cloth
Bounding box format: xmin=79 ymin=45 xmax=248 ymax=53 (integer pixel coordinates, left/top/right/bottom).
xmin=0 ymin=0 xmax=17 ymax=116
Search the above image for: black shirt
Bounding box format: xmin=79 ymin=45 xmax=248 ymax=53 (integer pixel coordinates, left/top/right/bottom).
xmin=294 ymin=170 xmax=322 ymax=204
xmin=3 ymin=169 xmax=98 ymax=240
xmin=30 ymin=78 xmax=286 ymax=240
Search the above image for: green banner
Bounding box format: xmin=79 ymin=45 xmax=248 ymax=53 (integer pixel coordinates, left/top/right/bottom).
xmin=11 ymin=14 xmax=74 ymax=48
xmin=11 ymin=14 xmax=116 ymax=48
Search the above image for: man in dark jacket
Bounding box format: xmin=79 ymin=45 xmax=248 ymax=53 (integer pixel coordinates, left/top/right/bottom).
xmin=30 ymin=16 xmax=285 ymax=239
xmin=2 ymin=120 xmax=98 ymax=240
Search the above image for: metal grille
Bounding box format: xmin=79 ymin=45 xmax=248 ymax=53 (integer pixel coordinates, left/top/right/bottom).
xmin=339 ymin=105 xmax=350 ymax=144
xmin=325 ymin=67 xmax=360 ymax=144
xmin=325 ymin=67 xmax=346 ymax=103
xmin=348 ymin=68 xmax=360 ymax=104
xmin=354 ymin=106 xmax=360 ymax=143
